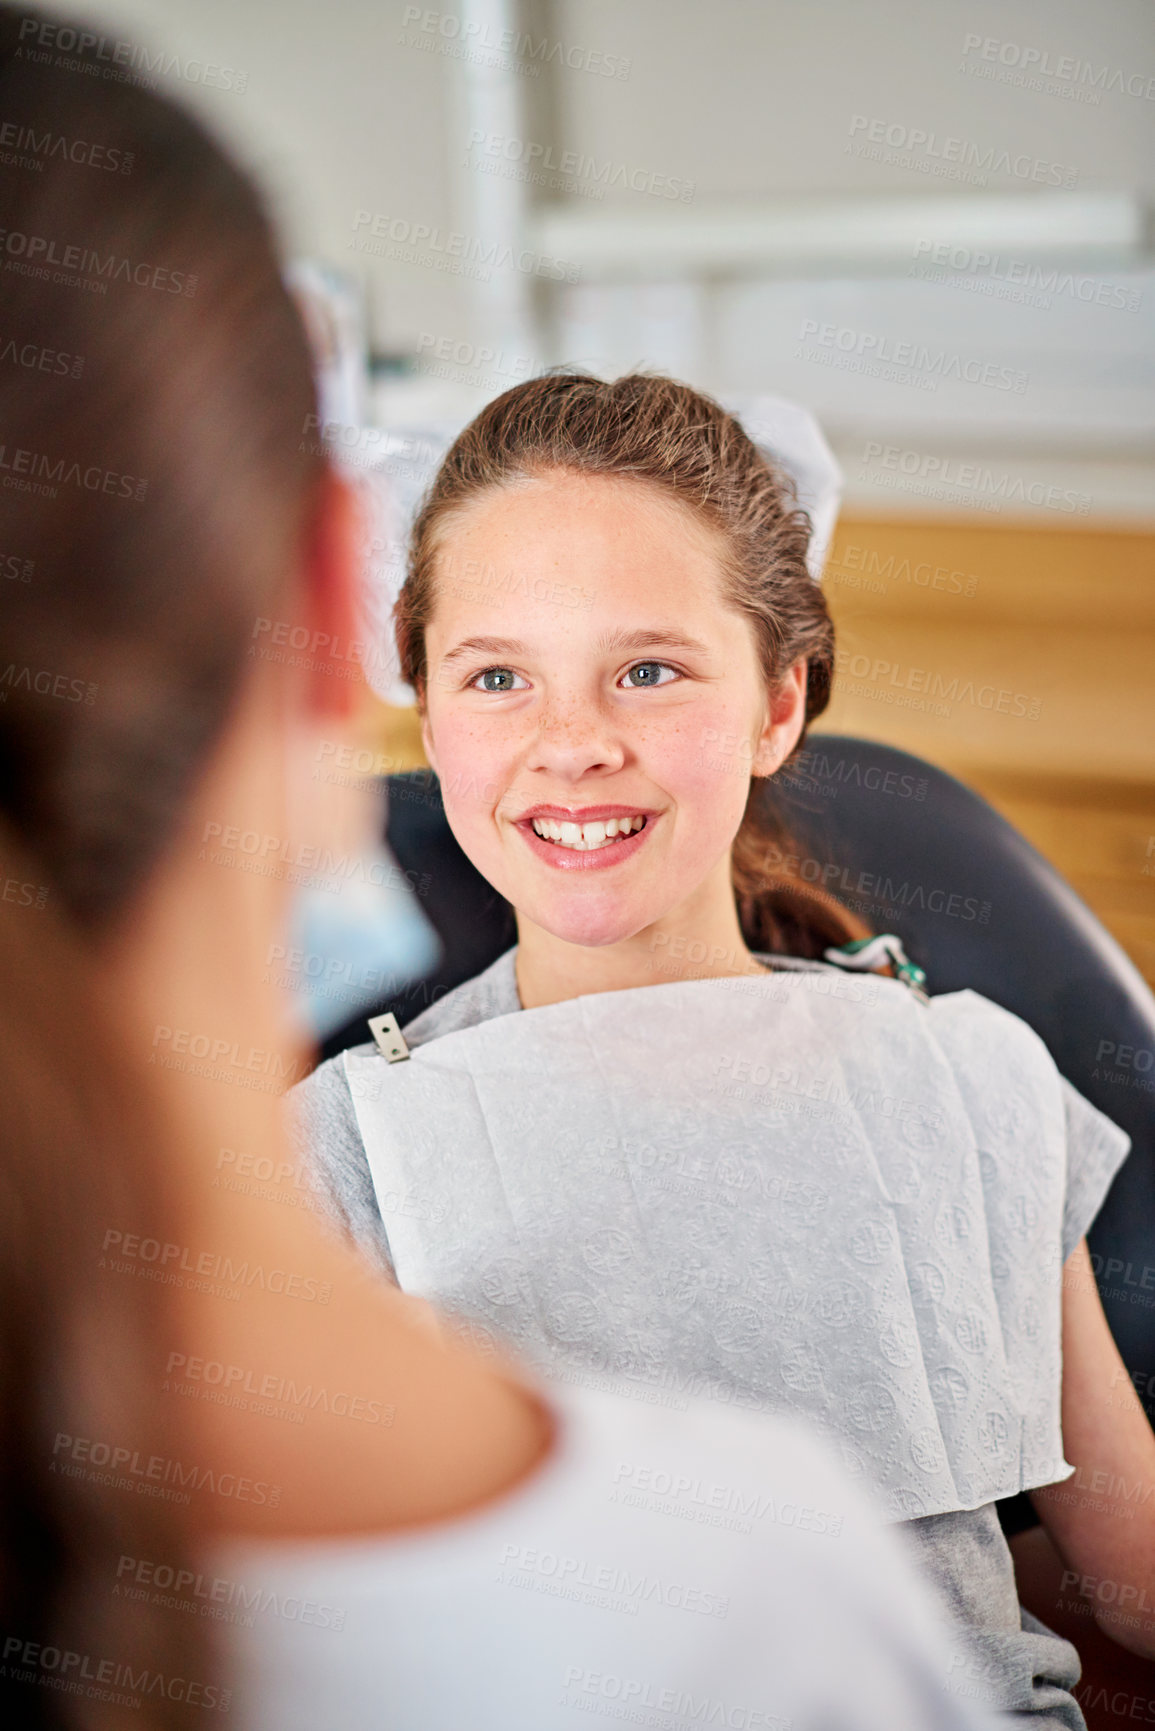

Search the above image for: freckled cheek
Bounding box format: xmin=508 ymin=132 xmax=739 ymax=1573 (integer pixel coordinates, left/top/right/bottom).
xmin=646 ymin=712 xmax=754 ymax=816
xmin=430 ymin=713 xmax=524 ymax=836
xmin=678 ymin=765 xmax=751 ymax=859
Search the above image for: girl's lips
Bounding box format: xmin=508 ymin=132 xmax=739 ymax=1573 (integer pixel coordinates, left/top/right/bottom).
xmin=515 ymin=814 xmax=657 ymax=872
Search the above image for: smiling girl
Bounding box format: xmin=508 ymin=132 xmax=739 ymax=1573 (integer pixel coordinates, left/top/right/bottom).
xmin=295 ymin=373 xmax=1153 ymax=1729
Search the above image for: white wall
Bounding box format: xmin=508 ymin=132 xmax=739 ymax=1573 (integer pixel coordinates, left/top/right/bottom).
xmin=546 ymin=0 xmax=1155 ymax=200
xmin=49 ymin=0 xmax=1155 ymax=514
xmin=57 ymin=0 xmax=469 ymax=350
xmin=61 ymin=0 xmax=1155 ymax=325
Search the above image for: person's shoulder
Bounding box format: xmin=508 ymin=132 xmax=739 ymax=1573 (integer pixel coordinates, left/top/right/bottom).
xmin=927 ymin=986 xmax=1053 ymax=1065
xmin=751 ymin=953 xmax=910 ymax=1010
xmin=926 ymin=989 xmax=1070 ymax=1163
xmin=400 ymin=947 xmax=520 ymax=1048
xmin=290 ymin=1043 xmax=372 ymax=1114
xmin=290 ymin=946 xmax=520 ymax=1105
xmin=556 ymin=1380 xmax=868 ymax=1532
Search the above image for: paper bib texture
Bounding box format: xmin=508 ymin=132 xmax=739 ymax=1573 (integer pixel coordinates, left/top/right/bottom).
xmin=345 ymin=971 xmax=1072 ymax=1520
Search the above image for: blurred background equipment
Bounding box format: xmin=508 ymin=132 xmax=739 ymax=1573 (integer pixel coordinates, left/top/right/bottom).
xmin=96 ymin=0 xmax=1154 ymax=992
xmin=279 ymin=260 xmax=443 ymax=1038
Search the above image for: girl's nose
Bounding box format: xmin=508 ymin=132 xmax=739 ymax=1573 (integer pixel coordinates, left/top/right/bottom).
xmin=523 ymin=696 xmax=628 ymax=780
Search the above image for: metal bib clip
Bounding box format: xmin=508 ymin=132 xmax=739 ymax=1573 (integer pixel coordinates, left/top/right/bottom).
xmin=367 ymin=1011 xmax=410 ymax=1062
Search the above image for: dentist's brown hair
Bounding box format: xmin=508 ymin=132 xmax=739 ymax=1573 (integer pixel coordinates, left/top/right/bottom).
xmin=395 ymin=372 xmax=868 ymax=956
xmin=0 ymin=7 xmax=324 ymax=1719
xmin=0 ymin=8 xmax=324 ymax=934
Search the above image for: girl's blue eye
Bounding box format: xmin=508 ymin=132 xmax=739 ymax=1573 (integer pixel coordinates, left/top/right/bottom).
xmin=623 ymin=661 xmax=676 ymax=688
xmin=472 ymin=666 xmax=524 ymax=692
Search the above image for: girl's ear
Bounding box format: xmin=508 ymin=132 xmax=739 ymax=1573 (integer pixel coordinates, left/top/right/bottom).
xmin=751 ymin=658 xmax=808 ymax=777
xmin=418 ymin=688 xmax=438 ymax=776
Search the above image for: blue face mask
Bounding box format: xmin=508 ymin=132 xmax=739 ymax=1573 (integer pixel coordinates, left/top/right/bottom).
xmin=284 ymin=854 xmax=442 ymax=1042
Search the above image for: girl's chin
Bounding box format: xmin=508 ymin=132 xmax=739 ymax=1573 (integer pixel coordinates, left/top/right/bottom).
xmin=523 ymin=895 xmax=663 ymax=952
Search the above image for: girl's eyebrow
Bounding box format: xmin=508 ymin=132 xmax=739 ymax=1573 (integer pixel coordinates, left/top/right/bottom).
xmin=439 ymin=626 xmax=712 ymax=670
xmin=596 ymin=626 xmax=713 ymax=657
xmin=440 ymin=635 xmax=527 ymax=669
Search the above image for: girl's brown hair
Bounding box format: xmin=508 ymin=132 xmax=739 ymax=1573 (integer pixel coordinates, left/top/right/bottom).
xmin=395 ymin=372 xmax=868 ymax=957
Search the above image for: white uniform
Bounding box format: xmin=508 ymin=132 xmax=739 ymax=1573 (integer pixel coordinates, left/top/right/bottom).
xmin=215 ymin=1381 xmax=1002 ymax=1731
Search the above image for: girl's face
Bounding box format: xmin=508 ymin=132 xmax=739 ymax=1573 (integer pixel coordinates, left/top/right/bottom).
xmin=419 ymin=470 xmax=806 ymax=950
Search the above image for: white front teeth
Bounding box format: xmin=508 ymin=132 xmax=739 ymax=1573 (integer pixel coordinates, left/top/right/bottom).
xmin=530 ymin=814 xmax=647 ymax=851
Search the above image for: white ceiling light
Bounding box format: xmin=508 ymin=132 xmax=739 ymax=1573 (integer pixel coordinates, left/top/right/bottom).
xmin=532 ymin=193 xmax=1145 ymax=279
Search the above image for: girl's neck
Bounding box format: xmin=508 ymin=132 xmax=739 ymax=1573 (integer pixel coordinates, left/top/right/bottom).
xmin=514 ymin=907 xmax=769 ymax=1012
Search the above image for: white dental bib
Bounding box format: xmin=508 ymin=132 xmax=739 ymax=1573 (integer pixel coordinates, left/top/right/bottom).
xmin=344 ymin=967 xmax=1075 ymax=1521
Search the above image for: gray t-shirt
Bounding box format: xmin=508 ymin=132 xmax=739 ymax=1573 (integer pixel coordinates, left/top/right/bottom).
xmin=289 ymin=947 xmax=1129 ymax=1730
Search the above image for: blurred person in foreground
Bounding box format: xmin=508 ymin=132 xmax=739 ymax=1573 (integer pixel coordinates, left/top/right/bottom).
xmin=0 ymin=10 xmax=1001 ymax=1728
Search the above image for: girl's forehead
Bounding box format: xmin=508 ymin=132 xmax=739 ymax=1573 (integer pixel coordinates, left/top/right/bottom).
xmin=442 ymin=468 xmax=720 ymax=540
xmin=430 ymin=471 xmax=731 ymax=591
xmin=420 ymin=473 xmax=754 ymax=659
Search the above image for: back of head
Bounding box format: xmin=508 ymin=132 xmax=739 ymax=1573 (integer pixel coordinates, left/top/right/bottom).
xmin=0 ymin=12 xmax=326 ymax=1718
xmin=0 ymin=6 xmax=323 ymax=929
